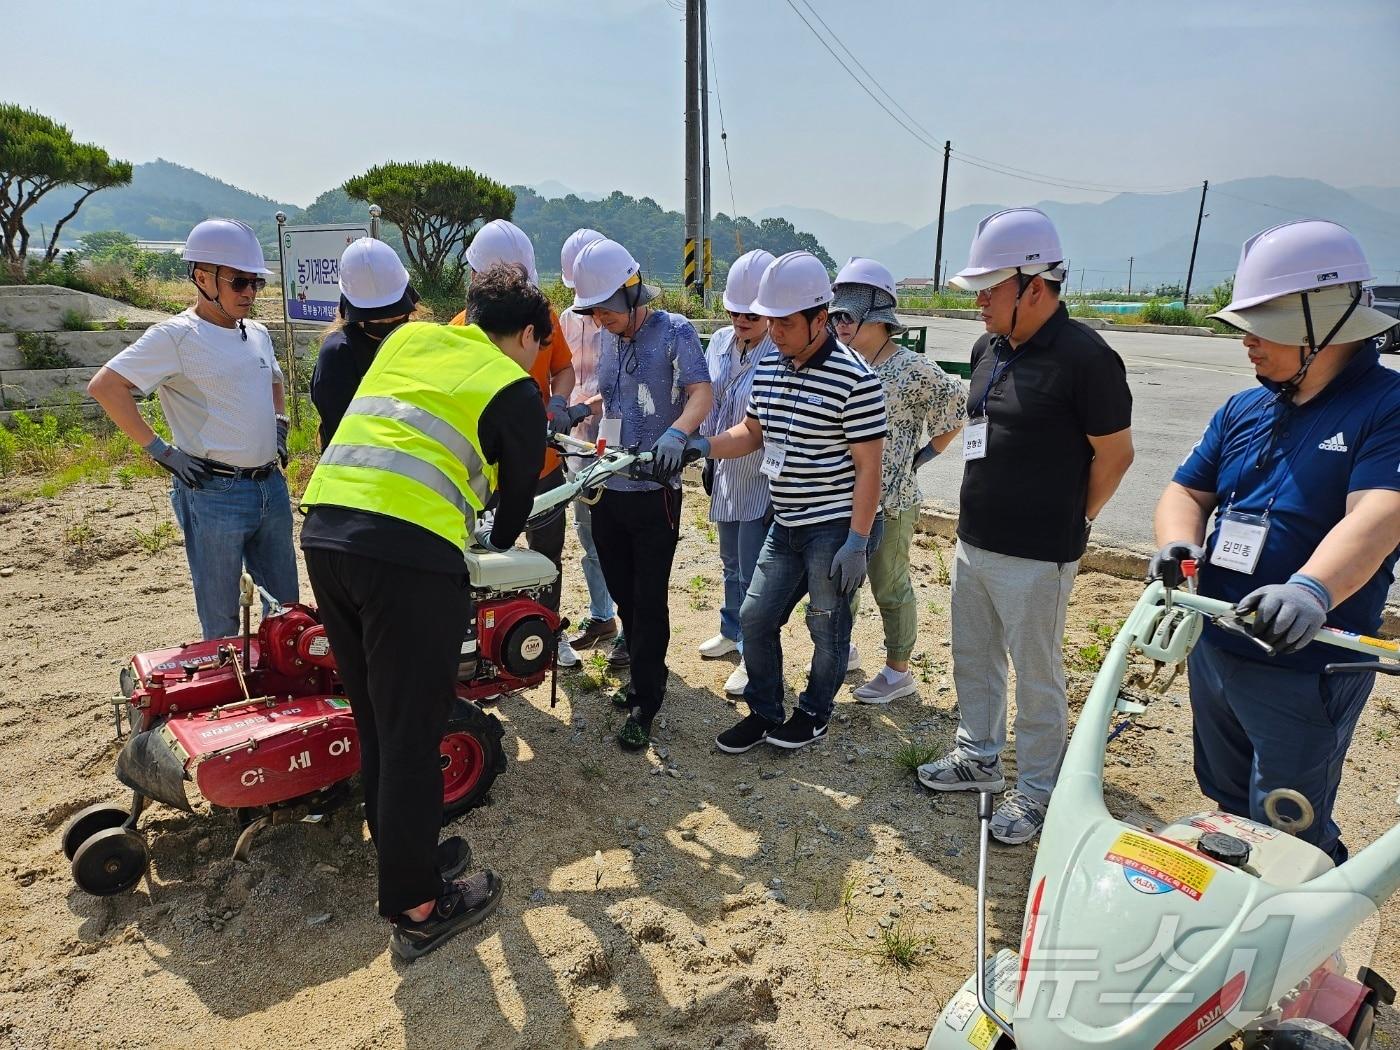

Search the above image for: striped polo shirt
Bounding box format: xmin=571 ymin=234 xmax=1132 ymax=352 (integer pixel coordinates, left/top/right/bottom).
xmin=745 ymin=333 xmax=887 ymax=527
xmin=702 ymin=326 xmax=773 ymax=523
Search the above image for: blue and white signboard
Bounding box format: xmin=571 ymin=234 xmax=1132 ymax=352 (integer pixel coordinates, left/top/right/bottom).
xmin=280 ymin=223 xmax=368 ymax=324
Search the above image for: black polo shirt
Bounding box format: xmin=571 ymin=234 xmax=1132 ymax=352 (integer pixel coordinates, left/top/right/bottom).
xmin=958 ymin=303 xmax=1132 ymax=563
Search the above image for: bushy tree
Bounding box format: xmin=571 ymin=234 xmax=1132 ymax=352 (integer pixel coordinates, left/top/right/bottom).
xmin=343 ymin=161 xmax=514 ymax=301
xmin=0 ymin=105 xmax=132 ymax=277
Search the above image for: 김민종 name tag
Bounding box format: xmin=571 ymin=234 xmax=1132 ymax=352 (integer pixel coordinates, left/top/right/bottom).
xmin=760 ymin=441 xmax=787 ymax=480
xmin=963 ymin=417 xmax=988 ymax=461
xmin=1210 ymin=511 xmax=1268 ymax=575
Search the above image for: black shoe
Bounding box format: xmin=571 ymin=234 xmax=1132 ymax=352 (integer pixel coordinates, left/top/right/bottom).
xmin=437 ymin=837 xmax=471 ymax=881
xmin=390 ymin=869 xmax=504 ymax=962
xmin=610 ymin=685 xmax=633 ymax=709
xmin=569 ymin=616 xmax=619 ymax=650
xmin=607 ymin=633 xmax=630 ymax=667
xmin=617 ymin=707 xmax=654 ymax=751
xmin=716 ymin=712 xmax=780 ymax=754
xmin=767 ymin=709 xmax=828 ymax=750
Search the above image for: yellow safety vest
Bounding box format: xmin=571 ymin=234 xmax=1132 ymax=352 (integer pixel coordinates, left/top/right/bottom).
xmin=301 ymin=321 xmax=528 ymax=553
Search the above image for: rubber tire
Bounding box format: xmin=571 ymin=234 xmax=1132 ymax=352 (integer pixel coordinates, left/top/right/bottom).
xmin=61 ymin=803 xmax=131 ymax=861
xmin=440 ymin=699 xmax=507 ymax=824
xmin=71 ymin=827 xmax=148 ymax=896
xmin=1348 ymin=1000 xmax=1376 ymax=1049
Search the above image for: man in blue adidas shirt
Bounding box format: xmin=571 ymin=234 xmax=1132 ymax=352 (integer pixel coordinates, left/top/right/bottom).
xmin=1152 ymin=219 xmax=1400 ymax=864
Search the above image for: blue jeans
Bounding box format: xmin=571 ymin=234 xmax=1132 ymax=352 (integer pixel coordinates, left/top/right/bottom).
xmin=169 ymin=472 xmax=300 ymax=640
xmin=1187 ymin=634 xmax=1374 ymax=864
xmin=739 ymin=517 xmax=880 ymax=725
xmin=573 ymin=497 xmax=615 ymax=621
xmin=717 ymin=516 xmax=770 ymax=647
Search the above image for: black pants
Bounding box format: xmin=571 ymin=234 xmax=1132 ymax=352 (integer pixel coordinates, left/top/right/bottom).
xmin=304 ymin=548 xmax=470 ymax=917
xmin=590 ymin=485 xmax=682 ymax=719
xmin=526 ymin=466 xmax=566 ymax=613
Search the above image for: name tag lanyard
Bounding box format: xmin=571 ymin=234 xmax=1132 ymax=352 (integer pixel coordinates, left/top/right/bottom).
xmin=601 ymin=328 xmax=646 ymax=446
xmin=1210 ymin=392 xmax=1331 ymax=574
xmin=759 ymin=361 xmax=813 ymax=479
xmin=964 ymin=339 xmax=1020 ymax=460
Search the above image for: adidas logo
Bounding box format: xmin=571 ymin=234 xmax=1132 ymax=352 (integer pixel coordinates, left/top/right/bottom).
xmin=1318 ymin=432 xmax=1349 ymax=453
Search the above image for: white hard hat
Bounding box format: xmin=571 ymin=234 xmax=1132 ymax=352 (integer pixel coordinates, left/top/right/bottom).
xmin=1216 ymin=220 xmax=1375 ymax=311
xmin=834 ymin=257 xmax=897 ymax=299
xmin=182 ymin=218 xmax=270 ymax=274
xmin=561 ymin=228 xmax=605 ymax=289
xmin=949 ymin=207 xmax=1063 ymax=292
xmin=571 ymin=238 xmax=644 ymax=310
xmin=466 ymin=219 xmax=539 ymax=286
xmin=722 ymin=249 xmax=776 ymax=313
xmin=338 ymin=237 xmax=418 ymax=320
xmin=751 ymin=251 xmax=833 ymax=318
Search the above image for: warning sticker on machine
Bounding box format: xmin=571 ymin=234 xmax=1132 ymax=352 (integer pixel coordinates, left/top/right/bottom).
xmin=1106 ymin=831 xmax=1215 ymax=901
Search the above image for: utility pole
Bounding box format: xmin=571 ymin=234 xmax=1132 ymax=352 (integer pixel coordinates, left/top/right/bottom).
xmin=1127 ymin=256 xmax=1133 ymax=295
xmin=1183 ymin=180 xmax=1208 ymax=310
xmin=700 ymin=0 xmax=712 ymax=307
xmin=683 ymin=0 xmax=700 ymax=298
xmin=933 ymin=140 xmax=950 ymax=285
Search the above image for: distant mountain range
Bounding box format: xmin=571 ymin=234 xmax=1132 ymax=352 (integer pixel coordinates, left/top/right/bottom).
xmin=772 ymin=178 xmax=1400 ymax=290
xmin=23 ymin=161 xmax=1400 ymax=292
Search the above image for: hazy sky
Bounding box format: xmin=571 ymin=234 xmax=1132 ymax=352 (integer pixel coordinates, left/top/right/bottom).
xmin=7 ymin=0 xmax=1399 ymax=225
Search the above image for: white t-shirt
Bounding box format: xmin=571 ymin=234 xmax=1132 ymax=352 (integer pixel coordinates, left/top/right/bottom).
xmin=106 ymin=309 xmax=283 ymax=468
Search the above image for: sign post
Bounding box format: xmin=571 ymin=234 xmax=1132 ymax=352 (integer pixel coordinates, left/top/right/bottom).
xmin=275 ymin=219 xmax=370 ymax=428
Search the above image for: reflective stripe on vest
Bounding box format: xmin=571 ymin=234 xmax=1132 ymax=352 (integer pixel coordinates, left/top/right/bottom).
xmin=341 ymin=394 xmax=492 ymax=507
xmin=317 ymin=443 xmax=468 ymax=515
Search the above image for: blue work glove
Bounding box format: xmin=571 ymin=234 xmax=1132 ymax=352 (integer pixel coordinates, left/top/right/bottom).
xmin=1235 ymin=574 xmax=1331 ymax=654
xmin=276 ymin=415 xmax=289 ymax=468
xmin=829 ymin=528 xmax=870 ymax=596
xmin=649 ymin=427 xmax=690 ymax=482
xmin=1148 ymin=541 xmax=1206 ymax=582
xmin=144 ymin=435 xmax=211 ymax=489
xmin=911 ymin=443 xmax=938 ymax=471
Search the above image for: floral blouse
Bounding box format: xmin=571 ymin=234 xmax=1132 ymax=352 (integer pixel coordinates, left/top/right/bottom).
xmin=872 ymin=348 xmax=968 ymax=513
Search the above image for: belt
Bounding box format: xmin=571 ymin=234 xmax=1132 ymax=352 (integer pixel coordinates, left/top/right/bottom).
xmin=197 ymin=457 xmax=277 ymax=480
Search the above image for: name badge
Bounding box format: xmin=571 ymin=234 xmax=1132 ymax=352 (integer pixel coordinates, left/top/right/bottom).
xmin=963 ymin=417 xmax=988 ymax=461
xmin=760 ymin=440 xmax=787 ymax=480
xmin=598 ymin=417 xmax=622 ymax=447
xmin=1210 ymin=509 xmax=1268 ymax=575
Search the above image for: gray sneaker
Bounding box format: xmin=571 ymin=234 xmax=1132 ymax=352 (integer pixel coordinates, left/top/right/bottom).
xmin=852 ymin=669 xmax=917 ymax=704
xmin=989 ymin=791 xmax=1048 ymax=845
xmin=916 ymin=750 xmax=1007 ymax=793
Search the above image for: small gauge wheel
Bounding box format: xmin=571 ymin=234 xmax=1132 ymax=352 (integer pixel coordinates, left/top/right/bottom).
xmin=71 ymin=827 xmax=148 ymax=896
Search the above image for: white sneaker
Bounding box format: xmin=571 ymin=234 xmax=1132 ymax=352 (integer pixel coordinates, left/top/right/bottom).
xmin=852 ymin=668 xmax=917 ymax=704
xmin=699 ymin=634 xmax=739 ymax=659
xmin=724 ymin=661 xmax=748 ymax=696
xmin=556 ymin=637 xmax=581 ymax=669
xmin=807 ymin=643 xmax=861 ymax=675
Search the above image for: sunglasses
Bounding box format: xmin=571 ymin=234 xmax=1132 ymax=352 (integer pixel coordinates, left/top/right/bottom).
xmin=830 ymin=311 xmax=858 ymax=326
xmin=727 ymin=310 xmax=761 ymax=323
xmin=217 ymin=273 xmax=267 ymax=293
xmin=574 ymin=307 xmax=596 ymax=317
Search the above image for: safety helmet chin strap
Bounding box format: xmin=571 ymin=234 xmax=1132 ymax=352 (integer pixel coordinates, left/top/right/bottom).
xmin=1280 ymin=287 xmax=1363 ymax=396
xmin=189 ymin=264 xmax=248 ymax=341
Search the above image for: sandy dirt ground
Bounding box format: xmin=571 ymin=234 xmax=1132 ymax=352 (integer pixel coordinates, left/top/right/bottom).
xmin=0 ymin=477 xmax=1396 ymax=1050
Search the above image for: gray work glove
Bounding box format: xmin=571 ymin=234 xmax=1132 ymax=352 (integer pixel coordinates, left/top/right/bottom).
xmin=912 ymin=443 xmax=938 ymax=471
xmin=545 ymin=395 xmax=572 ymax=435
xmin=1148 ymin=541 xmax=1206 ymax=582
xmin=829 ymin=528 xmax=871 ymax=596
xmin=555 ymin=403 xmax=591 ymax=435
xmin=276 ymin=416 xmax=289 ymax=468
xmin=144 ymin=435 xmax=211 ymax=489
xmin=1235 ymin=574 xmax=1331 ymax=655
xmin=649 ymin=427 xmax=689 ymax=481
xmin=471 ymin=517 xmax=508 ymax=553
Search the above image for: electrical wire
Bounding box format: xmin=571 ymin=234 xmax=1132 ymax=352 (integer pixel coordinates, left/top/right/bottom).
xmin=705 ymin=8 xmax=741 ymax=249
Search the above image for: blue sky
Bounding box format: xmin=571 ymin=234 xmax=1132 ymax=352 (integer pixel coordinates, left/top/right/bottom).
xmin=6 ymin=0 xmax=1398 ymax=224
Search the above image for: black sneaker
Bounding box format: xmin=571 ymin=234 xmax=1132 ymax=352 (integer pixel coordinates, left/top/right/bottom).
xmin=609 ymin=685 xmax=632 ymax=709
xmin=716 ymin=712 xmax=780 ymax=754
xmin=766 ymin=709 xmax=828 ymax=750
xmin=436 ymin=837 xmax=471 ymax=881
xmin=617 ymin=707 xmax=654 ymax=751
xmin=569 ymin=616 xmax=619 ymax=650
xmin=607 ymin=633 xmax=630 ymax=667
xmin=390 ymin=869 xmax=504 ymax=962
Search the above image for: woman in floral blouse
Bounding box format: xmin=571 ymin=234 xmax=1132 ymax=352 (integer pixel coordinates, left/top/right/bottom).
xmin=831 ymin=259 xmax=967 ymax=704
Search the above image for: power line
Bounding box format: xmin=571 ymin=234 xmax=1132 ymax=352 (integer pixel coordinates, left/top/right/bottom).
xmin=950 ymin=149 xmax=1187 ymax=196
xmin=705 ymin=10 xmax=740 ymax=227
xmin=780 ymin=0 xmax=941 ymax=152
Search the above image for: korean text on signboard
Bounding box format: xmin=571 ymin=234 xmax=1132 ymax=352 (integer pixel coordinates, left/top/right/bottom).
xmin=281 ymin=223 xmax=369 ymax=325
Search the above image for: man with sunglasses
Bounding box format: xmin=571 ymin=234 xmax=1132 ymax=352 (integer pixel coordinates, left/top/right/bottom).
xmin=570 ymin=237 xmax=712 ymax=751
xmin=915 ymin=208 xmax=1134 ymax=846
xmin=89 ymin=218 xmax=298 ymax=640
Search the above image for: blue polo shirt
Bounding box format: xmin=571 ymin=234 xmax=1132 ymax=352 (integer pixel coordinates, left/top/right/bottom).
xmin=1175 ymin=345 xmax=1400 ymax=671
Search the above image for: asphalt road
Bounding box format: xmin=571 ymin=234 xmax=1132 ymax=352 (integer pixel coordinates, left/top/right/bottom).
xmin=901 ymin=314 xmax=1400 ymax=605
